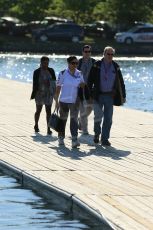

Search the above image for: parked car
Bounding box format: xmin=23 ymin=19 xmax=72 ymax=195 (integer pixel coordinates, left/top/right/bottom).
xmin=83 ymin=21 xmax=116 ymax=39
xmin=115 ymin=24 xmax=153 ymax=44
xmin=28 ymin=20 xmax=48 ymax=32
xmin=28 ymin=17 xmax=73 ymax=32
xmin=32 ymin=23 xmax=84 ymax=42
xmin=44 ymin=16 xmax=73 ymax=24
xmin=0 ymin=16 xmax=29 ymax=36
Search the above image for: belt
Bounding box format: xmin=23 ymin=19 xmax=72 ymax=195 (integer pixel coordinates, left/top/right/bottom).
xmin=99 ymin=91 xmax=113 ymax=95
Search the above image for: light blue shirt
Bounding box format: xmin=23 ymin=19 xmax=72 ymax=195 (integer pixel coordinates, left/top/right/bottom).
xmin=100 ymin=61 xmax=116 ymax=92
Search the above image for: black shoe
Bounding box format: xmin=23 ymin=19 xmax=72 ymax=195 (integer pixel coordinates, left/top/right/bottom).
xmin=93 ymin=134 xmax=99 ymax=143
xmin=47 ymin=128 xmax=52 ymax=135
xmin=34 ymin=125 xmax=39 ymax=133
xmin=102 ymin=140 xmax=111 ymax=146
xmin=78 ymin=120 xmax=82 ymax=130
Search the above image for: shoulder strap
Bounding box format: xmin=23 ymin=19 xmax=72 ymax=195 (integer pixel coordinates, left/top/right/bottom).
xmin=61 ymin=69 xmax=66 ymax=75
xmin=78 ymin=58 xmax=82 ymax=70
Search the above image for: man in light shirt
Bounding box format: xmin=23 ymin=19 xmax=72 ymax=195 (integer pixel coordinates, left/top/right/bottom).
xmin=88 ymin=46 xmax=126 ymax=146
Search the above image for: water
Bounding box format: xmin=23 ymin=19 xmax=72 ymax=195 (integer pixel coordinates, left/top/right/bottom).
xmin=0 ymin=171 xmax=106 ymax=230
xmin=0 ymin=53 xmax=153 ymax=112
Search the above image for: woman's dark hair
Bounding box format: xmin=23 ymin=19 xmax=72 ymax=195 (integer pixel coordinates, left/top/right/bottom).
xmin=41 ymin=56 xmax=49 ymax=62
xmin=67 ymin=56 xmax=77 ymax=63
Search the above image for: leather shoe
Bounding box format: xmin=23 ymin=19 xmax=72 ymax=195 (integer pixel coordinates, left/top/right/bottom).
xmin=101 ymin=140 xmax=111 ymax=146
xmin=47 ymin=128 xmax=52 ymax=135
xmin=93 ymin=134 xmax=99 ymax=143
xmin=34 ymin=125 xmax=39 ymax=133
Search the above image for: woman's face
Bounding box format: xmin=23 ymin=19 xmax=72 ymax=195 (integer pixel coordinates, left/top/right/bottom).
xmin=68 ymin=58 xmax=78 ymax=70
xmin=41 ymin=60 xmax=49 ymax=70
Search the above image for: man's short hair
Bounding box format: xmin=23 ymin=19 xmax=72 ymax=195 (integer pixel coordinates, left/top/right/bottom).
xmin=82 ymin=44 xmax=91 ymax=52
xmin=103 ymin=46 xmax=115 ymax=55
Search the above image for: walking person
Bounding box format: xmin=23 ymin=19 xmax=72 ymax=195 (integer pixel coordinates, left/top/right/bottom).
xmin=77 ymin=45 xmax=95 ymax=135
xmin=88 ymin=46 xmax=126 ymax=146
xmin=55 ymin=56 xmax=85 ymax=148
xmin=31 ymin=56 xmax=56 ymax=135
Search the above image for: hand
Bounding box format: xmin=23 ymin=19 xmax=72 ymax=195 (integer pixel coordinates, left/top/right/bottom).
xmin=80 ymin=82 xmax=85 ymax=88
xmin=123 ymin=98 xmax=126 ymax=103
xmin=88 ymin=97 xmax=93 ymax=105
xmin=55 ymin=100 xmax=59 ymax=110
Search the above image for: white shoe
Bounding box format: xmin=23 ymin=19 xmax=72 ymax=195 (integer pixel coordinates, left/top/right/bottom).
xmin=72 ymin=139 xmax=80 ymax=148
xmin=58 ymin=137 xmax=64 ymax=146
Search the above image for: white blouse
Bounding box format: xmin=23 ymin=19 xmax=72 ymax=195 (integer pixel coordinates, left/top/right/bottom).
xmin=57 ymin=68 xmax=84 ymax=103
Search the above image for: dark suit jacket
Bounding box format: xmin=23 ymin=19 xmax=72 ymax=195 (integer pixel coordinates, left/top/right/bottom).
xmin=30 ymin=67 xmax=56 ymax=99
xmin=87 ymin=59 xmax=126 ymax=106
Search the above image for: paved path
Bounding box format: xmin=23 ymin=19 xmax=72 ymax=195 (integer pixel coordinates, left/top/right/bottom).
xmin=1 ymin=78 xmax=153 ymax=230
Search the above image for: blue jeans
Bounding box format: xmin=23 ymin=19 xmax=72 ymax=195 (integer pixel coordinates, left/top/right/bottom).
xmin=93 ymin=95 xmax=113 ymax=141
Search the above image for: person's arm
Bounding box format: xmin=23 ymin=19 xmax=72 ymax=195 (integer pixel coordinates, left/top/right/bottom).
xmin=54 ymin=86 xmax=61 ymax=105
xmin=49 ymin=68 xmax=56 ymax=80
xmin=79 ymin=72 xmax=86 ymax=88
xmin=118 ymin=67 xmax=126 ymax=100
xmin=54 ymin=71 xmax=63 ymax=108
xmin=30 ymin=70 xmax=37 ymax=99
xmin=87 ymin=65 xmax=95 ymax=98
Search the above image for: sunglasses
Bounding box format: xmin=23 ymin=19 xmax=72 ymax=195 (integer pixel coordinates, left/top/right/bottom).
xmin=70 ymin=61 xmax=78 ymax=65
xmin=107 ymin=53 xmax=114 ymax=56
xmin=84 ymin=50 xmax=91 ymax=53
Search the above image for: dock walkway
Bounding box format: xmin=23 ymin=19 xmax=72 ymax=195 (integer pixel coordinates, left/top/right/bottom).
xmin=0 ymin=78 xmax=153 ymax=230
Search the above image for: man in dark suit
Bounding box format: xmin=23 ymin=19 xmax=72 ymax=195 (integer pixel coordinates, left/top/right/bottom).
xmin=88 ymin=46 xmax=126 ymax=146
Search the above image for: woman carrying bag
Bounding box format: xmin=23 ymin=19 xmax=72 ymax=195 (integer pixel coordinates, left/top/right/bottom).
xmin=54 ymin=56 xmax=85 ymax=148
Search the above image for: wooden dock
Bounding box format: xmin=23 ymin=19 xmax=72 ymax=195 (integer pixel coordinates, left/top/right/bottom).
xmin=0 ymin=78 xmax=153 ymax=230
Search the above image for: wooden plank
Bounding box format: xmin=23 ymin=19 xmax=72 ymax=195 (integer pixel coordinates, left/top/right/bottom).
xmin=1 ymin=78 xmax=153 ymax=230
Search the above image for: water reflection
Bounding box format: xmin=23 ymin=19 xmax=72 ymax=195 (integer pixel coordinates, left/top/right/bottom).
xmin=0 ymin=53 xmax=153 ymax=112
xmin=0 ymin=172 xmax=92 ymax=230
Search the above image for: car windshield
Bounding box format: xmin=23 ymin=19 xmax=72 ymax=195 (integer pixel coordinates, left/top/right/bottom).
xmin=47 ymin=24 xmax=55 ymax=29
xmin=127 ymin=26 xmax=141 ymax=33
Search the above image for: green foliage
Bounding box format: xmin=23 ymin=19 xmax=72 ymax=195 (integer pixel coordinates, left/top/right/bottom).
xmin=8 ymin=0 xmax=53 ymax=22
xmin=0 ymin=0 xmax=153 ymax=27
xmin=102 ymin=0 xmax=153 ymax=25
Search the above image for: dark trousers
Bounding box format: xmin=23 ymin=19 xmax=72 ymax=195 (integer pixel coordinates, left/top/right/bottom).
xmin=58 ymin=101 xmax=79 ymax=138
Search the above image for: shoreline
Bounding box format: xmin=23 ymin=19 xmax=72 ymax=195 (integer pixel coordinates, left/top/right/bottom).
xmin=1 ymin=35 xmax=153 ymax=56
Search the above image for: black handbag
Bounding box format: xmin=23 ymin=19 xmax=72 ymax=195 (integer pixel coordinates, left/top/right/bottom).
xmin=48 ymin=109 xmax=64 ymax=132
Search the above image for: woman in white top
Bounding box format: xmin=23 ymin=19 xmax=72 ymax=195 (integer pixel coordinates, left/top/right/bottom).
xmin=55 ymin=56 xmax=85 ymax=148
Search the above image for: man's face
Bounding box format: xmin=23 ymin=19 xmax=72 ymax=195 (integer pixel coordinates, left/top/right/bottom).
xmin=104 ymin=49 xmax=114 ymax=63
xmin=83 ymin=48 xmax=91 ymax=58
xmin=41 ymin=60 xmax=49 ymax=69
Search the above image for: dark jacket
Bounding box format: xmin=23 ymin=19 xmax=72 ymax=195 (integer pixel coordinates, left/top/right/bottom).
xmin=77 ymin=57 xmax=95 ymax=102
xmin=87 ymin=59 xmax=126 ymax=106
xmin=30 ymin=67 xmax=56 ymax=99
xmin=77 ymin=57 xmax=95 ymax=70
xmin=78 ymin=85 xmax=90 ymax=101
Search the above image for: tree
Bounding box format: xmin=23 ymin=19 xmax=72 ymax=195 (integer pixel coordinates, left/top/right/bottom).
xmin=0 ymin=0 xmax=18 ymax=17
xmin=9 ymin=0 xmax=53 ymax=22
xmin=100 ymin=0 xmax=153 ymax=27
xmin=62 ymin=0 xmax=102 ymax=23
